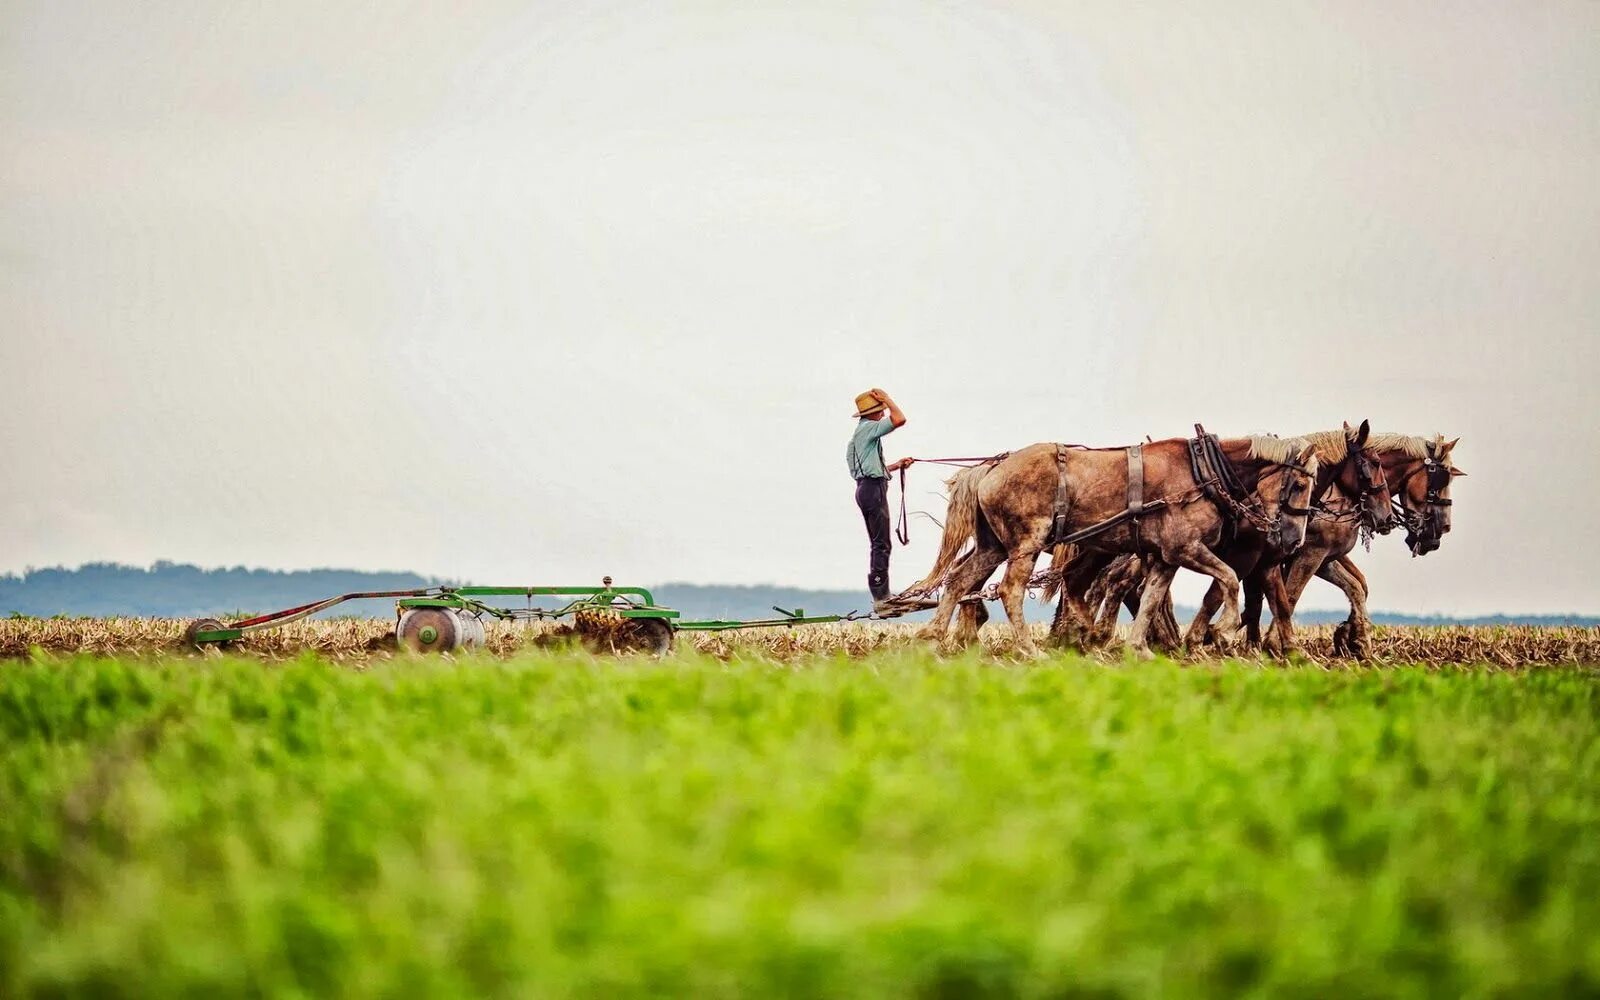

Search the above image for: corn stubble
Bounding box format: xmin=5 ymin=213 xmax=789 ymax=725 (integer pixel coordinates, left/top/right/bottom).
xmin=2 ymin=616 xmax=1598 ymax=666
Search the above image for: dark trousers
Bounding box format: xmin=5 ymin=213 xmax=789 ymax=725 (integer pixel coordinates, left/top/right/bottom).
xmin=855 ymin=476 xmax=891 ymax=600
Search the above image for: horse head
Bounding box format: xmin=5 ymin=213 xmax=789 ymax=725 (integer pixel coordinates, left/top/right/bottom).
xmin=1395 ymin=435 xmax=1463 ymax=555
xmin=1259 ymin=443 xmax=1320 ymax=554
xmin=1337 ymin=419 xmax=1394 ymax=533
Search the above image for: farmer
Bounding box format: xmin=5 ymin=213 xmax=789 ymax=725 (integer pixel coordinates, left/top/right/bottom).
xmin=848 ymin=388 xmax=915 ymax=615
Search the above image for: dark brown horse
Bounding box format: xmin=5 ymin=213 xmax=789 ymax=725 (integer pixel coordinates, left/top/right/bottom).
xmin=907 ymin=435 xmax=1319 ymax=656
xmin=1041 ymin=422 xmax=1393 ymax=653
xmin=1101 ymin=433 xmax=1461 ymax=657
xmin=1240 ymin=433 xmax=1463 ymax=657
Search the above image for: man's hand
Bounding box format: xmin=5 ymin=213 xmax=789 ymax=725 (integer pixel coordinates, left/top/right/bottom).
xmin=887 ymin=457 xmax=914 ymax=473
xmin=871 ymin=388 xmax=908 ymax=429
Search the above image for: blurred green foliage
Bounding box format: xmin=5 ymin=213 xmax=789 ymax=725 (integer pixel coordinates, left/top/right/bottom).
xmin=1 ymin=652 xmax=1596 ymax=998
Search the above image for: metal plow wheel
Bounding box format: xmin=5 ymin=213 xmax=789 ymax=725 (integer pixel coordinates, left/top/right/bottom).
xmin=183 ymin=618 xmax=229 ymax=650
xmin=396 ymin=608 xmax=486 ymax=654
xmin=623 ymin=617 xmax=674 ymax=655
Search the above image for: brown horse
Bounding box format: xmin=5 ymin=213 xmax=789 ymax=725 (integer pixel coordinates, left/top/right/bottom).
xmin=1241 ymin=433 xmax=1464 ymax=657
xmin=1040 ymin=421 xmax=1393 ymax=654
xmin=908 ymin=435 xmax=1319 ymax=656
xmin=1115 ymin=433 xmax=1461 ymax=657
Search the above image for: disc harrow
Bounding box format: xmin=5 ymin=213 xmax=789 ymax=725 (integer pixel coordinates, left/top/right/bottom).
xmin=183 ymin=577 xmax=864 ymax=655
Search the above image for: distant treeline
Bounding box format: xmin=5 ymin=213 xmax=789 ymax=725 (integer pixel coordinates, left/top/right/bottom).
xmin=0 ymin=562 xmax=434 ymax=618
xmin=2 ymin=563 xmax=1596 ymax=627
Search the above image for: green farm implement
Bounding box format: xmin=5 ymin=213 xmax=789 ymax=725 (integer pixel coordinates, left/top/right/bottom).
xmin=183 ymin=577 xmax=862 ymax=654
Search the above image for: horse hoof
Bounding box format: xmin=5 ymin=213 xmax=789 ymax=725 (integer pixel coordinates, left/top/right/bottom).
xmin=1214 ymin=628 xmax=1246 ymax=652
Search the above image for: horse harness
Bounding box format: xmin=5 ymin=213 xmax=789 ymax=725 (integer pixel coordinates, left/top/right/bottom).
xmin=1310 ymin=445 xmax=1390 ymax=533
xmin=1045 ymin=442 xmax=1167 ymax=548
xmin=1189 ymin=424 xmax=1315 ymax=540
xmin=1187 ymin=425 xmax=1248 ymax=540
xmin=1392 ymin=442 xmax=1453 ymax=532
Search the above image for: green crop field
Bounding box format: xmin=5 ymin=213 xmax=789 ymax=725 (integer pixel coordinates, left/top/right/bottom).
xmin=2 ymin=650 xmax=1598 ymax=998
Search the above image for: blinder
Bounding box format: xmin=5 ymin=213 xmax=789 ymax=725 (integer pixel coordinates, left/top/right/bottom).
xmin=1271 ymin=459 xmax=1315 ymax=520
xmin=1391 ymin=443 xmax=1454 ymax=542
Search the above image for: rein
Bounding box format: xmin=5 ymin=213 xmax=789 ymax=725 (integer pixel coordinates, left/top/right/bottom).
xmin=892 ymin=452 xmax=1011 ymax=546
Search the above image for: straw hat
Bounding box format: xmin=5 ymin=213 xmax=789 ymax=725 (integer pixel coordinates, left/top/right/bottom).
xmin=851 ymin=390 xmax=886 ymax=417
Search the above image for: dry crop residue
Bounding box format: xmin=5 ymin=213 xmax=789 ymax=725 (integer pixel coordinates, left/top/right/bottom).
xmin=3 ymin=617 xmax=1599 ymax=667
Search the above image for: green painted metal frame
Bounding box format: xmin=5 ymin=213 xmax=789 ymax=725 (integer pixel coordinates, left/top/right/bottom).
xmin=189 ymin=587 xmax=855 ymax=645
xmin=674 ymin=606 xmax=848 ymax=632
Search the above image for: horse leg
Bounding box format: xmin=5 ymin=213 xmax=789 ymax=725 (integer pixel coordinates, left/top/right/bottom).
xmin=1050 ymin=551 xmax=1109 ymax=650
xmin=1186 ymin=580 xmax=1226 ymax=647
xmin=1320 ymin=557 xmax=1372 ymax=659
xmin=1148 ymin=586 xmax=1182 ymax=653
xmin=922 ymin=544 xmax=1006 ymax=645
xmin=919 ymin=549 xmax=980 ymax=641
xmin=1048 ymin=589 xmax=1080 ymax=649
xmin=1167 ymin=543 xmax=1245 ymax=647
xmin=1242 ymin=574 xmax=1265 ymax=647
xmin=997 ymin=549 xmax=1045 ymax=656
xmin=1258 ymin=565 xmax=1299 ymax=657
xmin=952 ymin=595 xmax=990 ymax=646
xmin=1102 ymin=555 xmax=1147 ymax=647
xmin=1126 ymin=561 xmax=1179 ymax=657
xmin=1103 ymin=595 xmax=1130 ymax=646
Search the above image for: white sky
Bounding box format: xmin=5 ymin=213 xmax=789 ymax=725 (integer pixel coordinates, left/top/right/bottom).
xmin=2 ymin=1 xmax=1596 ymax=615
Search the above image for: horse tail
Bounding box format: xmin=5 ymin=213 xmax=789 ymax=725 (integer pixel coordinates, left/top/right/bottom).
xmin=903 ymin=464 xmax=991 ymax=595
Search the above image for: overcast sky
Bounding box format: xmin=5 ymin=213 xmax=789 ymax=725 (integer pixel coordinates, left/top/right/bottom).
xmin=3 ymin=2 xmax=1596 ymax=615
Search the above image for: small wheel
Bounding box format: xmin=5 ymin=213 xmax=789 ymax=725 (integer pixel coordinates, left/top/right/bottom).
xmin=397 ymin=608 xmax=462 ymax=654
xmin=623 ymin=618 xmax=674 ymax=655
xmin=184 ymin=618 xmax=227 ymax=650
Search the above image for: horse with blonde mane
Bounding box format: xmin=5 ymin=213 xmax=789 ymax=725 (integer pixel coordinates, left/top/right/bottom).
xmin=906 ymin=432 xmax=1320 ymax=656
xmin=1047 ymin=421 xmax=1392 ymax=650
xmin=1086 ymin=432 xmax=1461 ymax=658
xmin=1246 ymin=432 xmax=1463 ymax=657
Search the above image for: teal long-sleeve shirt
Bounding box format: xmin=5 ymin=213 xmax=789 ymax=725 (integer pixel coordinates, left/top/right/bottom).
xmin=846 ymin=416 xmax=895 ymax=479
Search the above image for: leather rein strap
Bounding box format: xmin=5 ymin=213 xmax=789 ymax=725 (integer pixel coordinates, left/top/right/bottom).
xmin=1050 ymin=444 xmax=1071 ymax=546
xmin=895 ymin=466 xmax=911 ymax=546
xmin=893 ymin=452 xmax=1012 ymax=546
xmin=1127 ymin=443 xmax=1145 ymax=516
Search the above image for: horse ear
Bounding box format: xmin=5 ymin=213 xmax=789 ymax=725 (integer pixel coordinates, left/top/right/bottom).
xmin=1355 ymin=419 xmax=1370 ymax=447
xmin=1449 ymin=467 xmax=1467 ymax=478
xmin=1297 ymin=443 xmax=1318 ymax=464
xmin=1441 ymin=437 xmax=1459 ymax=456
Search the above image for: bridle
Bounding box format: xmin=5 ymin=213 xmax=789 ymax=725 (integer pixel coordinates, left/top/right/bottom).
xmin=1309 ymin=445 xmax=1388 ymax=529
xmin=1391 ymin=442 xmax=1453 ymax=542
xmin=1350 ymin=447 xmax=1391 ymax=533
xmin=1258 ymin=457 xmax=1317 ymax=535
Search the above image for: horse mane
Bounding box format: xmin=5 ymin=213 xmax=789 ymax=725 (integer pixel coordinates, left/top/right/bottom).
xmin=1292 ymin=429 xmax=1351 ymax=462
xmin=1244 ymin=434 xmax=1308 ymax=465
xmin=1366 ymin=432 xmax=1457 ymax=467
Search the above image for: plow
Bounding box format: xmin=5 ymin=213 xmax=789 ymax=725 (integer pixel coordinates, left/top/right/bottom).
xmin=183 ymin=577 xmax=864 ymax=655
